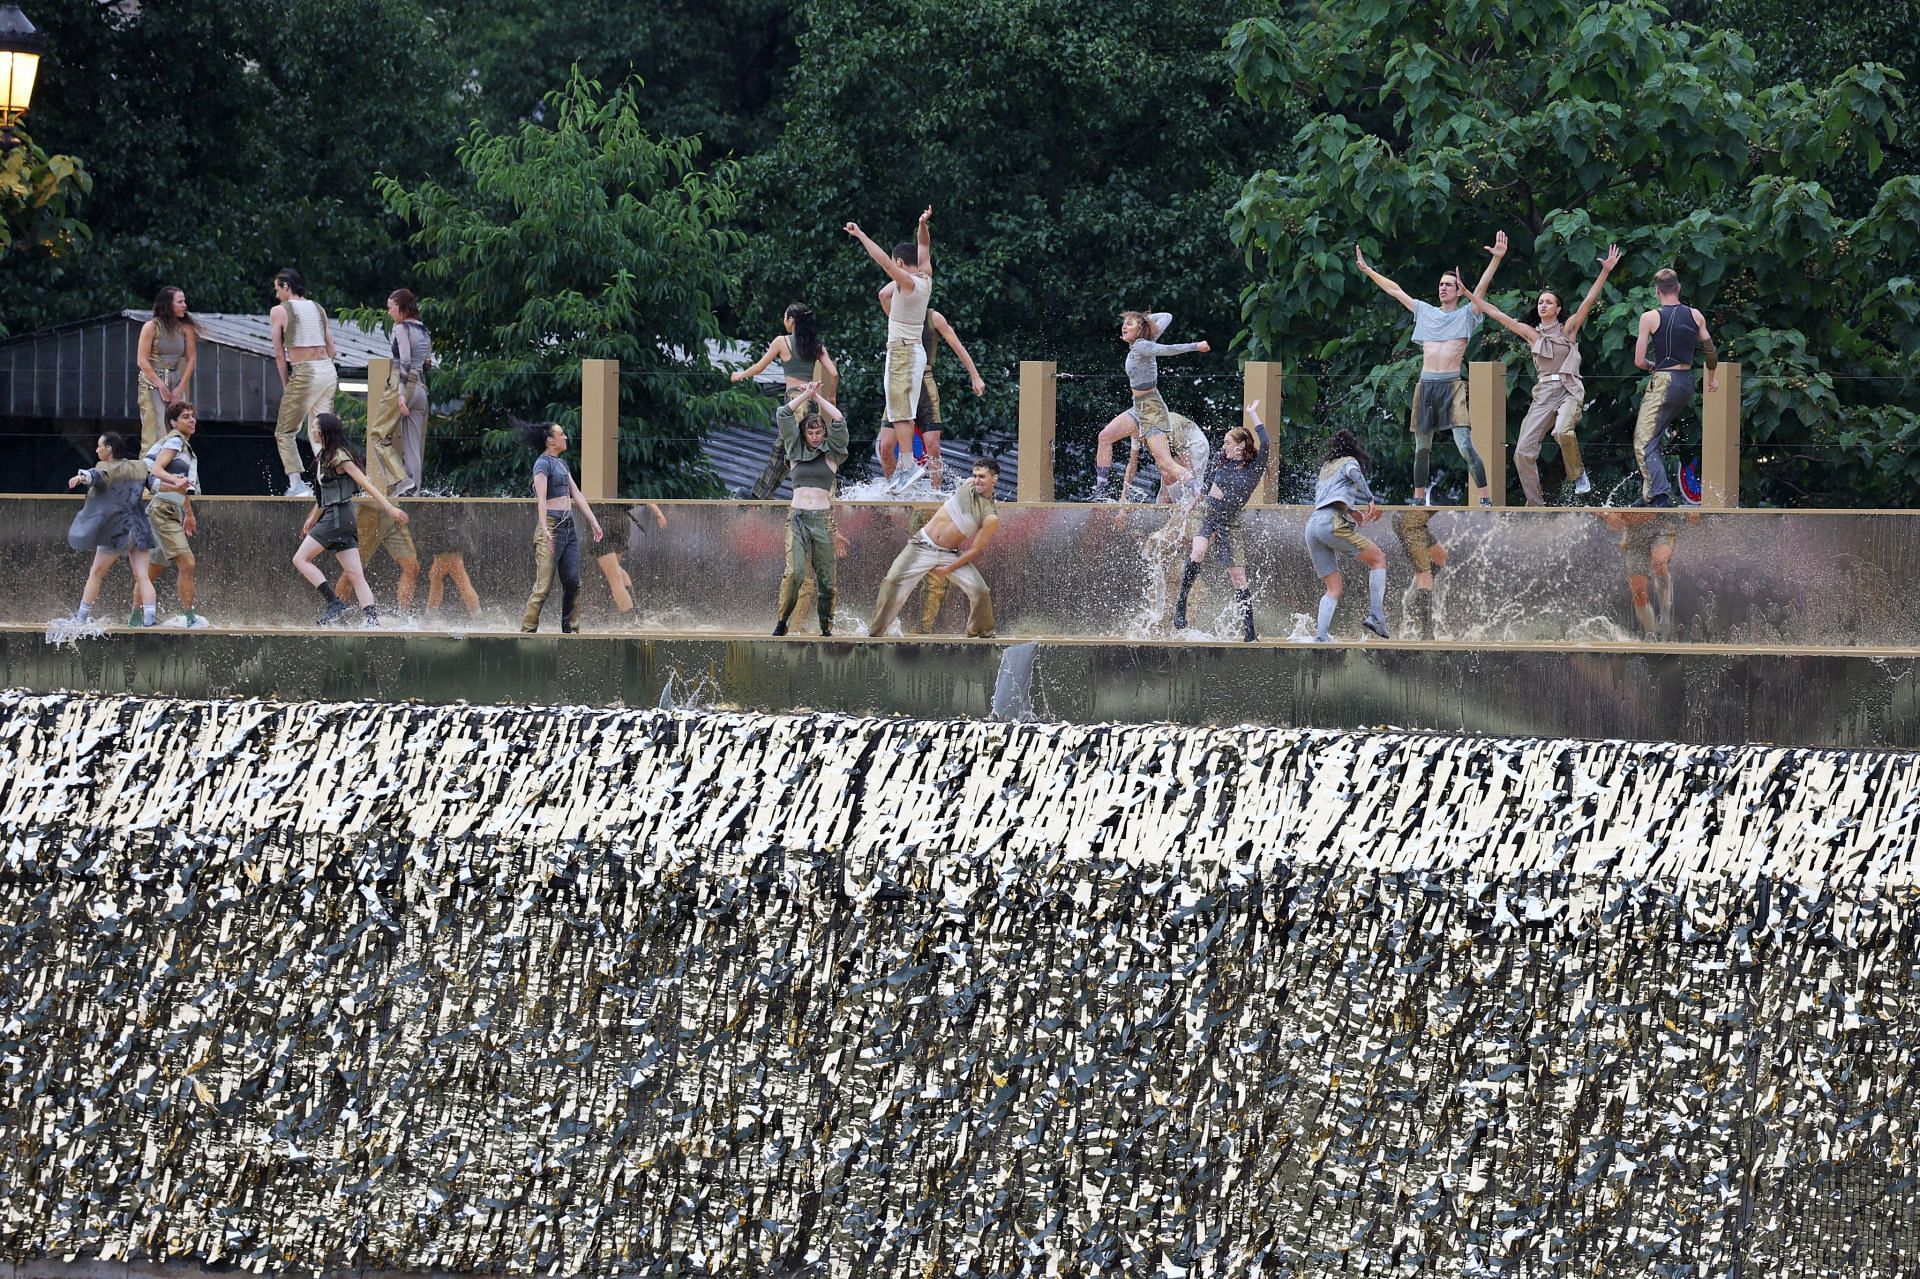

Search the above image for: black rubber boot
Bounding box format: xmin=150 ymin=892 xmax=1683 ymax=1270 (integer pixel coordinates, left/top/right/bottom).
xmin=818 ymin=592 xmax=835 ymax=637
xmin=1236 ymin=588 xmax=1256 ymax=642
xmin=1173 ymin=561 xmax=1200 ymax=630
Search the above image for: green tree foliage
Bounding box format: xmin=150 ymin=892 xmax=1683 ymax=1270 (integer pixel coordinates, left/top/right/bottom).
xmin=1228 ymin=0 xmax=1917 ymax=506
xmin=4 ymin=0 xmax=458 ymax=329
xmin=376 ymin=70 xmax=752 ymax=497
xmin=740 ymin=0 xmax=1277 ymax=482
xmin=436 ymin=0 xmax=796 ymax=166
xmin=0 ymin=134 xmax=89 ymax=335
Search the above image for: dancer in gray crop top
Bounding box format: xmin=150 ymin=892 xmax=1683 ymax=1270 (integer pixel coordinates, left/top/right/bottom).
xmin=1091 ymin=311 xmax=1211 ymax=501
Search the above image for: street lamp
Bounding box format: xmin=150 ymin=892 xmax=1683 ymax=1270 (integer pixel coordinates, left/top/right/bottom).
xmin=0 ymin=3 xmax=43 ymax=135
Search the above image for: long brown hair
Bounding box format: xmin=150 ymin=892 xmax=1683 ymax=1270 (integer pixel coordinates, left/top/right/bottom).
xmin=152 ymin=285 xmax=194 ymax=334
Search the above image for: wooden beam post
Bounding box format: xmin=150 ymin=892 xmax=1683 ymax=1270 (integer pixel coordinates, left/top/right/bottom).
xmin=1243 ymin=359 xmax=1284 ymax=503
xmin=1701 ymin=361 xmax=1741 ymax=508
xmin=580 ymin=358 xmax=619 ymax=501
xmin=1017 ymin=360 xmax=1056 ymax=503
xmin=1468 ymin=361 xmax=1508 ymax=507
xmin=363 ymin=356 xmax=395 ymax=493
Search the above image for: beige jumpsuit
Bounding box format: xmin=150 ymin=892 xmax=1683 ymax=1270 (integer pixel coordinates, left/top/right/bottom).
xmin=1513 ymin=320 xmax=1586 ymax=506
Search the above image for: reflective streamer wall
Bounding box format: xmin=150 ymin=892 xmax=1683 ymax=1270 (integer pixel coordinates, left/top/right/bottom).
xmin=4 ymin=497 xmax=1920 ymax=645
xmin=3 ymin=692 xmax=1920 ymax=1276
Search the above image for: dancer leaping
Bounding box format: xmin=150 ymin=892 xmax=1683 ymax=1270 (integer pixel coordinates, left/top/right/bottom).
xmin=1091 ymin=312 xmax=1209 ymax=501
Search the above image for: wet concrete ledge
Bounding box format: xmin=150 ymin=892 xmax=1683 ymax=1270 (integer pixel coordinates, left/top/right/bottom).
xmin=4 ymin=626 xmax=1915 ymax=748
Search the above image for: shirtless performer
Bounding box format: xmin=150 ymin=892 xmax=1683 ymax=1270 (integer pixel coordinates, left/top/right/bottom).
xmin=867 ymin=457 xmax=1000 ymax=638
xmin=1355 ymin=233 xmax=1507 ymax=505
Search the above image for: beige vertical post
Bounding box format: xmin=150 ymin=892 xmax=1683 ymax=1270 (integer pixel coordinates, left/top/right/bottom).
xmin=580 ymin=358 xmax=619 ymax=501
xmin=1701 ymin=361 xmax=1741 ymax=508
xmin=1243 ymin=360 xmax=1284 ymax=503
xmin=1017 ymin=360 xmax=1056 ymax=503
xmin=1468 ymin=361 xmax=1508 ymax=507
xmin=363 ymin=356 xmax=395 ymax=493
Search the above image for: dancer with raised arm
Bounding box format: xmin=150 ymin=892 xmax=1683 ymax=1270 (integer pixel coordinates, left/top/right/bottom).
xmin=1355 ymin=233 xmax=1506 ymax=505
xmin=268 ymin=268 xmax=337 ymax=498
xmin=733 ymin=303 xmax=840 ymax=499
xmin=292 ymin=413 xmax=409 ymax=627
xmin=868 ymin=458 xmax=1000 ymax=638
xmin=1631 ymin=269 xmax=1719 ymax=508
xmin=844 ymin=207 xmax=934 ymax=493
xmin=1091 ymin=312 xmax=1209 ymax=500
xmin=1468 ymin=245 xmax=1620 ymax=505
xmin=773 ymin=383 xmax=850 ymax=637
xmin=135 ymin=287 xmax=197 ymax=451
xmin=1304 ymin=430 xmax=1390 ymax=642
xmin=1173 ymin=401 xmax=1271 ymax=642
xmin=875 ymin=284 xmax=986 ymax=489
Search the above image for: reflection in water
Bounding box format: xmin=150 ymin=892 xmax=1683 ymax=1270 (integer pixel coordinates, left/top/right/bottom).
xmin=3 ymin=497 xmax=1918 ymax=647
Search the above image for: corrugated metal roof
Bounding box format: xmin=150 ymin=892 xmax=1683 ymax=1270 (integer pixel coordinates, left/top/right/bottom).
xmin=114 ymin=309 xmax=389 ymax=370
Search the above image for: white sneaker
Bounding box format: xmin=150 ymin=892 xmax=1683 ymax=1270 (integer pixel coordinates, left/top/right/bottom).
xmin=890 ymin=463 xmax=926 ymax=493
xmin=1574 ymin=472 xmax=1592 ymax=495
xmin=283 ymin=477 xmax=313 ymax=498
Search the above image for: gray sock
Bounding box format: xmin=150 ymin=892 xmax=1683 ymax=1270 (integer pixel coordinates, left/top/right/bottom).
xmin=1368 ymin=568 xmax=1387 ymax=622
xmin=1634 ymin=600 xmax=1658 ymax=635
xmin=75 ymin=602 xmax=92 ymax=621
xmin=143 ymin=604 xmax=157 ymax=625
xmin=1316 ymin=593 xmax=1338 ymax=640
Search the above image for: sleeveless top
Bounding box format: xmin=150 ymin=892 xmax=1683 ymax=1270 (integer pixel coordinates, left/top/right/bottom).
xmin=1649 ymin=304 xmax=1699 ymax=371
xmin=148 ymin=321 xmax=187 ymax=369
xmin=316 ymin=448 xmax=359 ymax=509
xmin=887 ymin=274 xmax=932 ymax=344
xmin=779 ymin=337 xmax=821 ymax=381
xmin=286 ymin=298 xmax=327 ymax=348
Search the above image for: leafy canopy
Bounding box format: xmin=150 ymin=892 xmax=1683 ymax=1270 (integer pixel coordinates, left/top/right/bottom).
xmin=1228 ymin=0 xmax=1917 ymax=505
xmin=376 ymin=69 xmax=753 ymax=497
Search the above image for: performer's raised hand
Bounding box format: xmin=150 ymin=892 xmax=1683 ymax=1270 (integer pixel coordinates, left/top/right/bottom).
xmin=1598 ymin=244 xmax=1622 ymax=274
xmin=1483 ymin=230 xmax=1509 ymax=259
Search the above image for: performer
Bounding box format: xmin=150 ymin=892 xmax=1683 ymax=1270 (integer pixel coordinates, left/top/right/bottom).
xmin=1467 ymin=245 xmax=1620 ymax=505
xmin=844 ymin=207 xmax=934 ymax=494
xmin=333 ymin=495 xmax=420 ymax=616
xmin=1391 ymin=509 xmax=1447 ymax=640
xmin=420 ymin=500 xmax=483 ymax=621
xmin=875 ymin=284 xmax=987 ymax=489
xmin=1355 ymin=233 xmax=1507 ymax=504
xmin=1121 ymin=410 xmax=1211 ymax=505
xmin=594 ymin=500 xmax=667 ymax=619
xmin=773 ymin=383 xmax=850 ymax=636
xmin=293 ymin=413 xmax=409 ymax=626
xmin=135 ymin=286 xmax=197 ymax=451
xmin=1600 ymin=509 xmax=1697 ymax=638
xmin=367 ymin=288 xmax=432 ymax=496
xmin=1173 ymin=401 xmax=1271 ymax=641
xmin=733 ymin=302 xmax=840 ymax=499
xmin=519 ymin=419 xmax=604 ymax=634
xmin=268 ymin=268 xmax=338 ymax=497
xmin=1304 ymin=430 xmax=1389 ymax=642
xmin=143 ymin=401 xmax=204 ymax=627
xmin=65 ymin=432 xmax=188 ymax=626
xmin=868 ymin=458 xmax=1000 ymax=638
xmin=1091 ymin=312 xmax=1209 ymax=500
xmin=1631 ymin=269 xmax=1719 ymax=507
